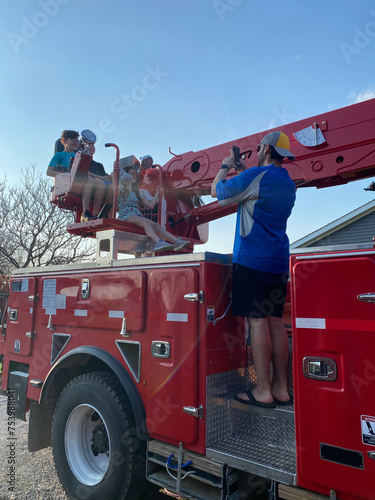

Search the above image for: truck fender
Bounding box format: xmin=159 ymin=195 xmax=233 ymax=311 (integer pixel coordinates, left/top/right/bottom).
xmin=40 ymin=346 xmax=147 ymax=441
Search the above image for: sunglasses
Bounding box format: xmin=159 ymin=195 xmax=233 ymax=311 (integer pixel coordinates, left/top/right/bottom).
xmin=256 ymin=144 xmax=264 ymax=152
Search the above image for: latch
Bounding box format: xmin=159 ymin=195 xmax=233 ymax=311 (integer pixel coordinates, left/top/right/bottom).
xmin=28 ymin=295 xmax=38 ymax=302
xmin=183 ymin=405 xmax=204 ymax=419
xmin=303 ymin=357 xmax=337 ymax=381
xmin=184 ymin=291 xmax=204 ymax=304
xmin=151 ymin=341 xmax=170 ymax=358
xmin=120 ymin=318 xmax=130 ymax=338
xmin=81 ymin=278 xmax=90 ymax=299
xmin=47 ymin=314 xmax=55 ymax=331
xmin=26 ymin=331 xmax=36 ymax=339
xmin=8 ymin=309 xmax=18 ymax=321
xmin=357 ymin=293 xmax=375 ymax=303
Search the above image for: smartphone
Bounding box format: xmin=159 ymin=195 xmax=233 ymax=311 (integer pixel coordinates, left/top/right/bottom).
xmin=233 ymin=145 xmax=240 ymax=166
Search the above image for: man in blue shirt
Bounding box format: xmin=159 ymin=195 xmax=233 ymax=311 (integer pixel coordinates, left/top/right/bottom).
xmin=211 ymin=131 xmax=296 ymax=408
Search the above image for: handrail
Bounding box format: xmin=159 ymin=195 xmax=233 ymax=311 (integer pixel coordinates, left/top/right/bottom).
xmin=105 ymin=143 xmax=120 ymax=217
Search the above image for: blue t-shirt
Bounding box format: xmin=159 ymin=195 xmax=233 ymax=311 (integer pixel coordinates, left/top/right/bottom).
xmin=49 ymin=151 xmax=76 ymax=171
xmin=216 ymin=165 xmax=296 ymax=273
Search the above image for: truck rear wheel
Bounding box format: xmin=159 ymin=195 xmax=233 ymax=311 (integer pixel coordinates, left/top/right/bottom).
xmin=52 ymin=371 xmax=145 ymax=500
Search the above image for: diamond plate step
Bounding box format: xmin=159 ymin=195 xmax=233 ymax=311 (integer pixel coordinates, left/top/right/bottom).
xmin=206 ymin=352 xmax=296 ymax=485
xmin=207 ymin=399 xmax=296 ymax=484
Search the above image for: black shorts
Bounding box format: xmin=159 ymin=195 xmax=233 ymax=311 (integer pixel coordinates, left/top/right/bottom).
xmin=232 ymin=263 xmax=288 ymax=318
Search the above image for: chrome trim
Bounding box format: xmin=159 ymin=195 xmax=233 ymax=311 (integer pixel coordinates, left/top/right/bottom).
xmin=115 ymin=340 xmax=141 ymax=383
xmin=51 ymin=333 xmax=71 ymax=365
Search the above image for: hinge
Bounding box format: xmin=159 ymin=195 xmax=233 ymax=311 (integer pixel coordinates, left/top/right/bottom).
xmin=26 ymin=331 xmax=36 ymax=339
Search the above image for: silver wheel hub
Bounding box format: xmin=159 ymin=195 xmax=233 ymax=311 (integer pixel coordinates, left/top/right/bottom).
xmin=65 ymin=404 xmax=111 ymax=486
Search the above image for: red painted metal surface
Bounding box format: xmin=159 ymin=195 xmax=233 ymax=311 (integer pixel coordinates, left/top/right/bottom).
xmin=146 ymin=267 xmax=199 ymax=445
xmin=291 ymin=251 xmax=375 ymax=500
xmin=2 ymin=259 xmax=245 ymax=455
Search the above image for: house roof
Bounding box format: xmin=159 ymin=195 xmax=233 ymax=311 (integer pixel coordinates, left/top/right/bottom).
xmin=290 ymin=199 xmax=375 ymax=249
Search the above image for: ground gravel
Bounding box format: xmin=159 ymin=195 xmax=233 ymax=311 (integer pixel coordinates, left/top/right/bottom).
xmin=0 ymin=395 xmax=68 ymax=499
xmin=0 ymin=395 xmax=168 ymax=499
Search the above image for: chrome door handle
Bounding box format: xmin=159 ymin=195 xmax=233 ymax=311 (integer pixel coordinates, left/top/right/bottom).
xmin=184 ymin=291 xmax=204 ymax=304
xmin=303 ymin=357 xmax=337 ymax=381
xmin=183 ymin=405 xmax=204 ymax=419
xmin=151 ymin=341 xmax=170 ymax=358
xmin=8 ymin=309 xmax=18 ymax=321
xmin=357 ymin=293 xmax=375 ymax=303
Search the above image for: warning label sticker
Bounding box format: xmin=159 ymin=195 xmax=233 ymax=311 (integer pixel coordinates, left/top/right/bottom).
xmin=361 ymin=415 xmax=375 ymax=446
xmin=207 ymin=306 xmax=215 ymax=322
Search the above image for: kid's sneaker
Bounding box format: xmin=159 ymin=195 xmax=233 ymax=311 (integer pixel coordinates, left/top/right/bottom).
xmin=174 ymin=238 xmax=190 ymax=251
xmin=153 ymin=239 xmax=174 ymax=253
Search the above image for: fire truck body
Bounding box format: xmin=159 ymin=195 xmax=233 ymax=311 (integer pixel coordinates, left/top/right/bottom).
xmin=1 ymin=100 xmax=375 ymax=499
xmin=291 ymin=246 xmax=375 ymax=499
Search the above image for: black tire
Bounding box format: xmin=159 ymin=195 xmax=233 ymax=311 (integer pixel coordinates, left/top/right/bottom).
xmin=52 ymin=371 xmax=146 ymax=500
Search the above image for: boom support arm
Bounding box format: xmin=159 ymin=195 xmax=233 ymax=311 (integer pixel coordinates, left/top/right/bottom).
xmin=148 ymin=99 xmax=375 ymax=226
xmin=65 ymin=99 xmax=375 ymax=246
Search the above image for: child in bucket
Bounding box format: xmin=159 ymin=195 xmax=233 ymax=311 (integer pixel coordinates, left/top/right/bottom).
xmin=117 ymin=165 xmax=190 ymax=253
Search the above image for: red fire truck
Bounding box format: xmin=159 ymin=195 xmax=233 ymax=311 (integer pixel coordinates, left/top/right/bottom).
xmin=1 ymin=99 xmax=375 ymax=500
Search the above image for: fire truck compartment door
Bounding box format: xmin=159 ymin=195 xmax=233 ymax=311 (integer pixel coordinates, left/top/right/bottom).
xmin=147 ymin=267 xmax=199 ymax=444
xmin=40 ymin=271 xmax=146 ymax=333
xmin=292 ymin=253 xmax=375 ymax=500
xmin=7 ymin=277 xmax=37 ymax=356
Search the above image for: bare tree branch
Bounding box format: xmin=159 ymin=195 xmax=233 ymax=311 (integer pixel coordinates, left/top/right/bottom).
xmin=0 ymin=164 xmax=95 ymax=274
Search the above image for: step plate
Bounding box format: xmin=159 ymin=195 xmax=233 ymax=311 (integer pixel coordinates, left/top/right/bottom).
xmin=207 ymin=436 xmax=296 ymax=485
xmin=206 ymin=365 xmax=296 ymax=485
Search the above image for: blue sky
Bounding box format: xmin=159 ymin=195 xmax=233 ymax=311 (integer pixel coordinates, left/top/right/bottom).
xmin=1 ymin=0 xmax=375 ymax=253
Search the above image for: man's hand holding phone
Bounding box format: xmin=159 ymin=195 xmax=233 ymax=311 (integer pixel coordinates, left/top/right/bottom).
xmin=222 ymin=146 xmax=246 ymax=173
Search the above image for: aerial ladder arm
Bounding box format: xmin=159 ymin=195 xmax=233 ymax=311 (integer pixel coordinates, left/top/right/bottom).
xmin=151 ymin=98 xmax=375 ymax=226
xmin=66 ymin=99 xmax=375 ymax=243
